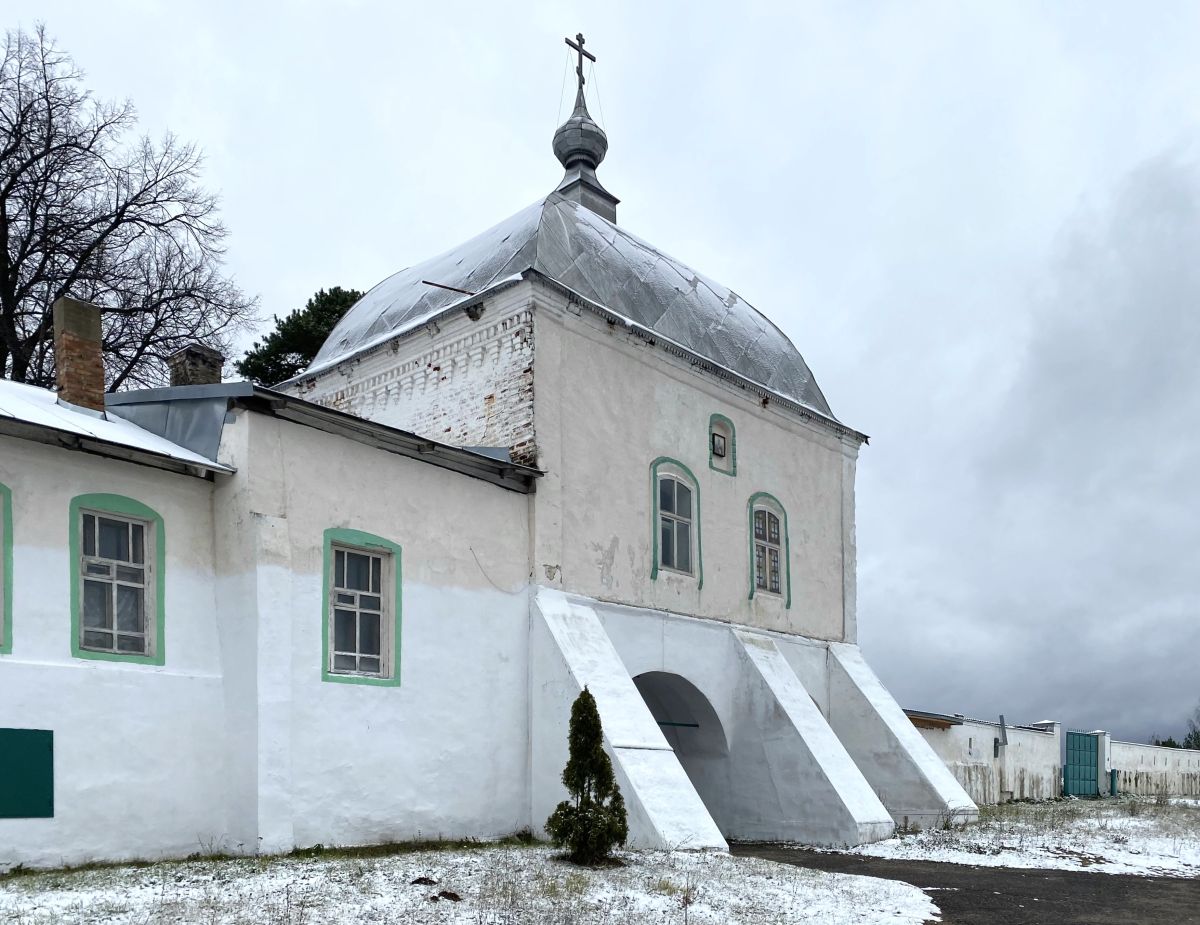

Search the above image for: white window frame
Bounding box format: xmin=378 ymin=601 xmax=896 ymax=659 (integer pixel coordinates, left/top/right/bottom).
xmin=328 ymin=542 xmax=394 ymax=679
xmin=658 ymin=474 xmax=695 ymax=576
xmin=753 ymin=506 xmax=783 ymax=595
xmin=78 ymin=509 xmax=155 ymax=657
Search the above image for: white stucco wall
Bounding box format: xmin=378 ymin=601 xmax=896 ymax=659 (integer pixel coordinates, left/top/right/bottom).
xmin=915 ymin=719 xmax=1062 ymax=804
xmin=825 ymin=646 xmax=977 ymax=828
xmin=1111 ymin=740 xmax=1200 ymax=797
xmin=0 ymin=438 xmax=228 ymax=869
xmin=530 ymin=291 xmax=859 ymax=642
xmin=215 ymin=411 xmax=534 ymax=852
xmin=575 ymin=597 xmax=916 ymax=846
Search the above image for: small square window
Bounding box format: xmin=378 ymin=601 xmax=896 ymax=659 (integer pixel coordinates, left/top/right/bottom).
xmin=709 ymin=417 xmax=735 ymax=475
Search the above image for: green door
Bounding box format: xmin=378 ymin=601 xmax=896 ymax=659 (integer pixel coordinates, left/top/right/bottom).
xmin=1064 ymin=730 xmax=1099 ymax=797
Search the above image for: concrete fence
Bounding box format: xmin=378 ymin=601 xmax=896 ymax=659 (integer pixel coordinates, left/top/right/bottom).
xmin=1111 ymin=740 xmax=1200 ymax=797
xmin=907 ymin=708 xmax=1200 ymax=802
xmin=905 ymin=711 xmax=1061 ymax=804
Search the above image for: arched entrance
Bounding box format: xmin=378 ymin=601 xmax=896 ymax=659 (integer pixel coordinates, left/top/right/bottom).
xmin=633 ymin=671 xmax=733 ymax=835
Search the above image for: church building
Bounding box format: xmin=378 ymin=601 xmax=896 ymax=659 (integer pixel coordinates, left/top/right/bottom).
xmin=0 ymin=39 xmax=974 ymax=869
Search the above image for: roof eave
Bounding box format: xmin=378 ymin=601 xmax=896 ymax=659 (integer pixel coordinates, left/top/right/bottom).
xmin=0 ymin=416 xmax=229 ymax=479
xmin=522 ymin=270 xmax=870 ymax=445
xmin=239 ymin=387 xmax=542 ymax=494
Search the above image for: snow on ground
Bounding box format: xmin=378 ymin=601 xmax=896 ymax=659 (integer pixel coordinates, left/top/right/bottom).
xmin=841 ymin=798 xmax=1200 ymax=878
xmin=0 ymin=845 xmax=939 ymax=924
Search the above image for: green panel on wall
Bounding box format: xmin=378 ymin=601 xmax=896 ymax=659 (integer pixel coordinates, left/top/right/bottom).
xmin=0 ymin=729 xmax=54 ymax=818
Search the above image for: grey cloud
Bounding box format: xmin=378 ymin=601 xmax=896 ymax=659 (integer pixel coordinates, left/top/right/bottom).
xmin=863 ymin=151 xmax=1200 ymax=742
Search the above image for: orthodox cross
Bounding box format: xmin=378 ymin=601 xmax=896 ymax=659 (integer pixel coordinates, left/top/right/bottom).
xmin=565 ymin=33 xmax=596 ymax=92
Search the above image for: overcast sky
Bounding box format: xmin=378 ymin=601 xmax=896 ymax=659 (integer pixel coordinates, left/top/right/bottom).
xmin=20 ymin=1 xmax=1200 ymax=742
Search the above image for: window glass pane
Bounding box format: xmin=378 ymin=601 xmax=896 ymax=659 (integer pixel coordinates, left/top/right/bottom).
xmin=769 ymin=548 xmax=781 ymax=593
xmin=130 ymin=524 xmax=144 ymax=565
xmin=336 ymin=593 xmax=355 ymax=605
xmin=344 ymin=551 xmax=372 ymax=591
xmin=768 ymin=513 xmax=780 ymax=545
xmin=334 ymin=609 xmax=356 ymax=652
xmin=83 ymin=630 xmax=112 ymax=650
xmin=334 ymin=550 xmax=345 ymax=588
xmin=754 ymin=509 xmax=766 ymax=540
xmin=116 ymin=634 xmax=145 ymax=653
xmin=359 ymin=657 xmax=381 ymax=674
xmin=659 ymin=478 xmax=674 ymax=515
xmin=755 ymin=544 xmax=767 ymax=589
xmin=83 ymin=514 xmax=96 ymax=556
xmin=333 ymin=653 xmax=356 ymax=670
xmin=85 ymin=562 xmax=112 ymax=577
xmin=359 ymin=595 xmax=381 ymax=612
xmin=116 ymin=586 xmax=144 ymax=633
xmin=675 ymin=483 xmax=692 ymax=520
xmin=360 ymin=613 xmax=381 ymax=656
xmin=98 ymin=517 xmax=130 ymax=562
xmin=115 ymin=565 xmax=144 ymax=584
xmin=660 ymin=518 xmax=673 ymax=569
xmin=676 ymin=522 xmax=691 ymax=573
xmin=371 ymin=556 xmax=381 ymax=594
xmin=83 ymin=580 xmax=112 ymax=629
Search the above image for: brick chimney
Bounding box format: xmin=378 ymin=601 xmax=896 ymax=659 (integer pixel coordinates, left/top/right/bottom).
xmin=52 ymin=297 xmax=106 ymax=412
xmin=167 ymin=343 xmax=224 ymax=387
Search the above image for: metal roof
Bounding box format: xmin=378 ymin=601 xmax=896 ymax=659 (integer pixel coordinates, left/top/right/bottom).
xmin=105 ymin=383 xmax=541 ymax=493
xmin=307 ymin=193 xmax=836 ymax=420
xmin=0 ymin=378 xmax=232 ymax=477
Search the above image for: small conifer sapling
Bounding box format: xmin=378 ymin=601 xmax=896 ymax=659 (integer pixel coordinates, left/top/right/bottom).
xmin=545 ymin=686 xmax=629 ymax=864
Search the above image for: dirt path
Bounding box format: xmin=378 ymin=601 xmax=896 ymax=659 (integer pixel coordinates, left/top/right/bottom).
xmin=733 ymin=844 xmax=1200 ymax=925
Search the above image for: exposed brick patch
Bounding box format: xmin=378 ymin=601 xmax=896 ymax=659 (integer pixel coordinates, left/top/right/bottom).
xmin=294 ymin=302 xmax=537 ymax=465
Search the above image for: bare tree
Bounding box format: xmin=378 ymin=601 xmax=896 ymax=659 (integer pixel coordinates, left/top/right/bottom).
xmin=0 ymin=24 xmax=257 ymax=389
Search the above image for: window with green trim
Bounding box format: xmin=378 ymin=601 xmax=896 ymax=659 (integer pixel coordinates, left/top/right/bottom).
xmin=69 ymin=493 xmax=166 ymax=665
xmin=0 ymin=482 xmax=11 ymax=654
xmin=650 ymin=458 xmax=704 ymax=588
xmin=79 ymin=510 xmax=154 ymax=656
xmin=747 ymin=493 xmax=791 ymax=607
xmin=709 ymin=414 xmax=736 ymax=476
xmin=322 ymin=528 xmax=402 ymax=685
xmin=753 ymin=508 xmax=782 ymax=594
xmin=658 ymin=476 xmax=694 ymax=574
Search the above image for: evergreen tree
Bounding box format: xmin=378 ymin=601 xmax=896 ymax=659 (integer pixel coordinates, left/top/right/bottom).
xmin=546 ymin=687 xmax=628 ymax=864
xmin=236 ymin=286 xmax=363 ymax=385
xmin=1184 ymin=702 xmax=1200 ymax=751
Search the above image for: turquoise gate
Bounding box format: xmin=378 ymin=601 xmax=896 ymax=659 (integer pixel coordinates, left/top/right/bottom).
xmin=1063 ymin=730 xmax=1100 ymax=796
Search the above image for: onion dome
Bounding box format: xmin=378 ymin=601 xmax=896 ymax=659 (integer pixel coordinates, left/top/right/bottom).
xmin=553 ymin=88 xmax=609 ymax=171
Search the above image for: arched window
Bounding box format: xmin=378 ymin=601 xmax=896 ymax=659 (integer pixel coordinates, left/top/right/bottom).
xmin=650 ymin=458 xmax=703 ymax=587
xmin=708 ymin=414 xmax=736 ymax=476
xmin=747 ymin=492 xmax=790 ymax=607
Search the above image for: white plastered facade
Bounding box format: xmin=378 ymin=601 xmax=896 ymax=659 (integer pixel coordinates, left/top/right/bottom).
xmin=1 ymin=276 xmax=976 ymax=870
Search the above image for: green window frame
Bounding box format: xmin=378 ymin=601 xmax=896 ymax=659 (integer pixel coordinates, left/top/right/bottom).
xmin=650 ymin=457 xmax=704 ymax=589
xmin=708 ymin=413 xmax=736 ymax=476
xmin=321 ymin=527 xmax=403 ymax=687
xmin=69 ymin=493 xmax=166 ymax=665
xmin=0 ymin=481 xmax=12 ymax=655
xmin=747 ymin=492 xmax=791 ymax=608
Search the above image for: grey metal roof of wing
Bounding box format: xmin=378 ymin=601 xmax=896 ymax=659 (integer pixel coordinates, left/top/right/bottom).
xmin=306 ymin=77 xmax=834 ymax=420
